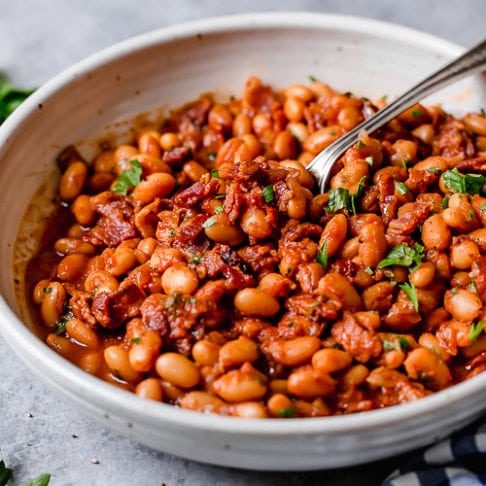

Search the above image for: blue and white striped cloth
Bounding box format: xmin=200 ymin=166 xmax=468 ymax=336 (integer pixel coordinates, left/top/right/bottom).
xmin=382 ymin=417 xmax=486 ymax=486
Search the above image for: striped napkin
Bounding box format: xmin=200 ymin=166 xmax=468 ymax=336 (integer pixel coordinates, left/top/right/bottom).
xmin=382 ymin=417 xmax=486 ymax=486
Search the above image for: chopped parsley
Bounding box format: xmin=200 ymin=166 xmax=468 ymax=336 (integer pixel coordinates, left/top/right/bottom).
xmin=399 ymin=281 xmax=419 ymax=312
xmin=308 ymin=74 xmax=318 ymax=83
xmin=469 ymin=320 xmax=485 ymax=342
xmin=365 ymin=156 xmax=374 ymax=166
xmin=111 ymin=159 xmax=142 ymax=195
xmin=427 ymin=167 xmax=442 ymax=175
xmin=378 ymin=243 xmax=425 ymax=270
xmin=214 ymin=204 xmax=225 ymax=214
xmin=43 ymin=287 xmax=52 ymax=293
xmin=480 ymin=203 xmax=486 ymax=210
xmin=23 ymin=474 xmax=51 ymax=486
xmin=364 ymin=266 xmax=374 ymax=275
xmin=316 ymin=240 xmax=328 ymax=269
xmin=55 ymin=305 xmax=74 ymax=335
xmin=278 ymin=406 xmax=296 ymax=418
xmin=215 ymin=194 xmax=226 ymax=200
xmin=130 ymin=337 xmax=141 ymax=344
xmin=262 ymin=185 xmax=275 ymax=203
xmin=202 ymin=217 xmax=216 ymax=229
xmin=383 ymin=335 xmax=411 ymax=353
xmin=210 ymin=169 xmax=220 ymax=179
xmin=395 ymin=181 xmax=409 ymax=195
xmin=190 ymin=255 xmax=201 ymax=264
xmin=411 ymin=108 xmax=423 ymax=118
xmin=442 ymin=197 xmax=449 ymax=209
xmin=0 ymin=460 xmax=12 ymax=486
xmin=442 ymin=168 xmax=486 ymax=195
xmin=327 ymin=176 xmax=365 ymax=215
xmin=0 ymin=76 xmax=35 ymax=124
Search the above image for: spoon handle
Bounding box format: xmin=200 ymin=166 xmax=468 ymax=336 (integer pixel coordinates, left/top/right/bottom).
xmin=307 ymin=38 xmax=486 ymax=192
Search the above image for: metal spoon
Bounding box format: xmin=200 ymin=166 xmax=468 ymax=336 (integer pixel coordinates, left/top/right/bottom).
xmin=306 ymin=39 xmax=486 ymax=193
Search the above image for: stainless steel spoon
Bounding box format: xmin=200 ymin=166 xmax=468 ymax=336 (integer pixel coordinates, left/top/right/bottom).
xmin=306 ymin=39 xmax=486 ymax=193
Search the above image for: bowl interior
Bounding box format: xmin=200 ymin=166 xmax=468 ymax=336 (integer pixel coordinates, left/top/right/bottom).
xmin=1 ymin=13 xmax=486 ymax=470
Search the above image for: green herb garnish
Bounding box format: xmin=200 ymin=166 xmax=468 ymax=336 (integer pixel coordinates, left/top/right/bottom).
xmin=43 ymin=287 xmax=52 ymax=293
xmin=190 ymin=255 xmax=201 ymax=264
xmin=426 ymin=167 xmax=442 ymax=175
xmin=399 ymin=281 xmax=419 ymax=312
xmin=327 ymin=176 xmax=365 ymax=215
xmin=262 ymin=185 xmax=275 ymax=203
xmin=210 ymin=169 xmax=220 ymax=179
xmin=111 ymin=159 xmax=142 ymax=195
xmin=442 ymin=168 xmax=486 ymax=195
xmin=0 ymin=460 xmax=12 ymax=486
xmin=214 ymin=204 xmax=225 ymax=214
xmin=378 ymin=243 xmax=425 ymax=270
xmin=411 ymin=108 xmax=423 ymax=118
xmin=365 ymin=156 xmax=373 ymax=166
xmin=55 ymin=305 xmax=74 ymax=335
xmin=0 ymin=76 xmax=35 ymax=124
xmin=364 ymin=266 xmax=374 ymax=275
xmin=23 ymin=473 xmax=51 ymax=486
xmin=316 ymin=240 xmax=328 ymax=269
xmin=278 ymin=406 xmax=296 ymax=418
xmin=395 ymin=181 xmax=409 ymax=195
xmin=130 ymin=337 xmax=141 ymax=344
xmin=308 ymin=75 xmax=318 ymax=83
xmin=480 ymin=203 xmax=486 ymax=210
xmin=442 ymin=197 xmax=449 ymax=209
xmin=202 ymin=217 xmax=216 ymax=229
xmin=469 ymin=320 xmax=485 ymax=342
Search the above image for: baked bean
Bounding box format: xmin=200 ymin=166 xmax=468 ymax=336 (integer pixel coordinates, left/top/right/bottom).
xmin=258 ymin=273 xmax=295 ymax=298
xmin=312 ymin=348 xmax=352 ymax=374
xmin=60 ymin=161 xmax=88 ymax=201
xmin=286 ymin=366 xmax=336 ymax=399
xmin=135 ymin=378 xmax=163 ymax=401
xmin=78 ymin=350 xmax=103 ymax=375
xmin=390 ymin=139 xmax=417 ymax=166
xmin=94 ymin=150 xmax=116 ymax=173
xmin=362 ymin=282 xmax=395 ymax=312
xmin=462 ymin=112 xmax=486 ymax=136
xmin=232 ymin=401 xmax=268 ymax=418
xmin=208 ymin=104 xmax=233 ymax=132
xmin=40 ymin=282 xmax=67 ymax=328
xmin=155 ymin=353 xmax=200 ymax=388
xmin=138 ymin=132 xmax=162 ymax=158
xmin=104 ymin=247 xmax=137 ymax=277
xmin=54 ymin=237 xmax=96 ymax=256
xmin=160 ymin=380 xmax=184 ymax=402
xmin=179 ymin=391 xmax=226 ymax=414
xmin=212 ymin=363 xmax=267 ymax=402
xmin=149 ymin=247 xmax=184 ymax=273
xmin=409 ymin=261 xmax=436 ymax=288
xmin=66 ymin=318 xmax=99 ymax=348
xmin=404 ymin=347 xmax=451 ymax=390
xmin=232 ymin=113 xmax=252 ymax=137
xmin=342 ymin=364 xmax=370 ymax=387
xmin=104 ymin=345 xmax=142 ymax=383
xmin=337 ymin=105 xmax=363 ymax=130
xmin=444 ymin=288 xmax=482 ymax=322
xmin=71 ymin=194 xmax=95 ymax=226
xmin=234 ymin=288 xmax=280 ymax=317
xmin=240 ymin=206 xmax=273 ymax=239
xmin=318 ymin=214 xmax=347 ymax=258
xmin=46 ymin=333 xmax=77 ymax=357
xmin=303 ymin=126 xmax=345 ymax=155
xmin=358 ymin=223 xmax=388 ymax=267
xmin=450 ymin=238 xmax=480 ymax=269
xmin=132 ymin=172 xmax=175 ymax=204
xmin=161 ymin=263 xmax=199 ymax=295
xmin=284 ymin=97 xmax=305 ymax=122
xmin=421 ymin=214 xmax=451 ymax=251
xmin=219 ymin=336 xmax=260 ymax=370
xmin=286 ymin=122 xmax=309 ymax=144
xmin=114 ymin=144 xmax=138 ymax=164
xmin=192 ymin=340 xmax=220 ymax=366
xmin=33 ymin=279 xmax=52 ymax=305
xmin=273 ymin=131 xmax=298 ymax=160
xmin=129 ymin=338 xmax=160 ymax=372
xmin=84 ymin=270 xmax=119 ymax=294
xmin=204 ymin=212 xmax=246 ymax=246
xmin=160 ymin=132 xmax=181 ymax=151
xmin=418 ymin=333 xmax=450 ymax=362
xmin=469 ymin=227 xmax=486 ymax=252
xmin=183 ymin=161 xmax=208 ymax=182
xmin=267 ymin=336 xmax=321 ymax=367
xmin=317 ymin=273 xmax=362 ymax=312
xmin=267 ymin=393 xmax=296 ymax=418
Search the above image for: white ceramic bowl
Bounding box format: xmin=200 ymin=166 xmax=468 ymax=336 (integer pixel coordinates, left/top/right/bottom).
xmin=1 ymin=13 xmax=485 ymax=471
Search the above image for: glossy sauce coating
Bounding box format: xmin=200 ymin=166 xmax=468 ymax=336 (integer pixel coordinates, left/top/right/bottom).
xmin=27 ymin=76 xmax=486 ymax=418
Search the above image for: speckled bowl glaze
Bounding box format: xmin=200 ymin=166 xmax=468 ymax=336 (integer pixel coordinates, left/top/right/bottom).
xmin=0 ymin=13 xmax=485 ymax=471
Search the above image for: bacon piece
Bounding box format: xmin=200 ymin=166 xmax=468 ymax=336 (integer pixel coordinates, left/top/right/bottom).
xmin=162 ymin=146 xmax=191 ymax=167
xmin=331 ymin=311 xmax=382 ymax=363
xmin=173 ymin=178 xmax=220 ymax=208
xmin=433 ymin=119 xmax=475 ymax=158
xmin=92 ymin=284 xmax=145 ymax=329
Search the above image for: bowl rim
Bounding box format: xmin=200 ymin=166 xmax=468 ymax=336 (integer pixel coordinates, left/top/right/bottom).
xmin=1 ymin=11 xmax=485 ymax=438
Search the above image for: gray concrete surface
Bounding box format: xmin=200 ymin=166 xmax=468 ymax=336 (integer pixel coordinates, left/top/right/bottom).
xmin=1 ymin=1 xmax=485 ymax=485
